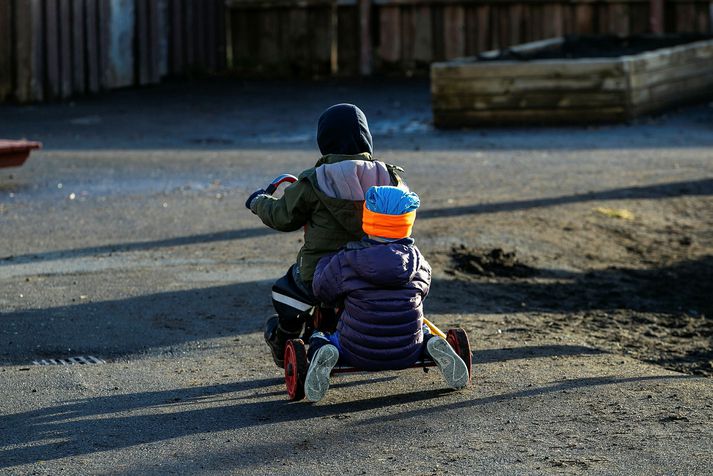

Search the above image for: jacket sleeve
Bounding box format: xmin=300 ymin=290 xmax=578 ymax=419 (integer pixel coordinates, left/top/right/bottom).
xmin=312 ymin=252 xmax=344 ymax=305
xmin=415 ymin=252 xmax=432 ymax=299
xmin=252 ymin=178 xmax=314 ymax=232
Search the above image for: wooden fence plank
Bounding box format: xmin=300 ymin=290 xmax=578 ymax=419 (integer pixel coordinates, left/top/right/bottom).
xmin=695 ymin=2 xmax=709 ymax=32
xmin=574 ymin=3 xmax=594 ymax=34
xmin=216 ymin=0 xmax=227 ymax=69
xmin=400 ymin=6 xmax=415 ymax=68
xmin=283 ymin=7 xmax=307 ymax=74
xmin=433 ymin=108 xmax=629 ymax=127
xmin=433 ymin=59 xmax=624 ymax=79
xmin=98 ymin=0 xmax=110 ymax=89
xmin=45 ymin=0 xmax=61 ymax=99
xmin=309 ymin=7 xmax=331 ymax=72
xmin=609 ymin=3 xmax=630 ymax=35
xmin=358 ymin=0 xmax=372 ymax=75
xmin=136 ymin=0 xmax=150 ymax=84
xmin=170 ymin=0 xmax=184 ymax=73
xmin=493 ymin=4 xmax=507 ymax=49
xmin=444 ymin=5 xmax=465 ymax=58
xmin=379 ymin=5 xmax=402 ymax=63
xmin=596 ymin=2 xmax=609 ymax=33
xmin=85 ymin=0 xmax=100 ymax=93
xmin=543 ymin=4 xmax=564 ymax=37
xmin=433 ymin=91 xmax=629 ymax=111
xmin=156 ymin=0 xmax=169 ymax=76
xmin=21 ymin=0 xmax=45 ymax=101
xmin=475 ymin=4 xmax=490 ymax=51
xmin=463 ymin=5 xmax=476 ymax=54
xmin=195 ymin=0 xmax=205 ymax=69
xmin=72 ymin=0 xmax=86 ymax=94
xmin=184 ymin=0 xmax=194 ymax=66
xmin=412 ymin=5 xmax=432 ymax=62
xmin=629 ymin=2 xmax=649 ymax=33
xmin=149 ymin=0 xmax=161 ymax=82
xmin=509 ymin=4 xmax=523 ymax=47
xmin=679 ymin=2 xmax=697 ymax=32
xmin=259 ymin=9 xmax=281 ymax=70
xmin=103 ymin=0 xmax=134 ymax=88
xmin=329 ymin=1 xmax=338 ymax=74
xmin=0 ymin=0 xmax=12 ymax=100
xmin=338 ymin=4 xmax=358 ymax=75
xmin=432 ymin=4 xmax=445 ymax=60
xmin=205 ymin=0 xmax=217 ymax=70
xmin=650 ymin=0 xmax=664 ymax=33
xmin=525 ymin=4 xmax=543 ymax=41
xmin=59 ymin=0 xmax=73 ymax=97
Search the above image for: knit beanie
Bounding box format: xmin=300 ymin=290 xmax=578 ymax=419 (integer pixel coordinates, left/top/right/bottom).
xmin=362 ymin=186 xmax=420 ymax=239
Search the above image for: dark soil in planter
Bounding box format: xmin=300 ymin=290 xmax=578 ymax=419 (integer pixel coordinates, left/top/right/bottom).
xmin=480 ymin=34 xmax=713 ymax=61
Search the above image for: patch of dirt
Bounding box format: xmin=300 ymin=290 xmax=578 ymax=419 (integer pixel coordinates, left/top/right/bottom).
xmin=442 ymin=247 xmax=713 ymax=376
xmin=448 ymin=246 xmax=537 ymax=278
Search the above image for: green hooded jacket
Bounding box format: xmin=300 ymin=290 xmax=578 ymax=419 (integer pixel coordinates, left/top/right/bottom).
xmin=252 ymin=152 xmax=403 ymax=285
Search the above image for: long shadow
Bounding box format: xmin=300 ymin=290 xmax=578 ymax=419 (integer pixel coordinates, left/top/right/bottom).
xmin=0 ymin=227 xmax=276 ymax=264
xmin=418 ymin=177 xmax=713 ymax=219
xmin=3 ymin=178 xmax=710 ymax=267
xmin=0 ymin=280 xmax=273 ymax=365
xmin=352 ymin=374 xmax=692 ymax=427
xmin=476 ymin=345 xmax=603 ymax=364
xmin=0 ymin=373 xmax=689 ymax=469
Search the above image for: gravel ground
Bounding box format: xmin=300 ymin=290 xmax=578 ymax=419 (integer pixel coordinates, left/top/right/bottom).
xmin=0 ymin=79 xmax=712 ymax=475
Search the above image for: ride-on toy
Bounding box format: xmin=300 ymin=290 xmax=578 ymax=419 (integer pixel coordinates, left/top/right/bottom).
xmin=262 ymin=174 xmax=473 ymax=401
xmin=0 ymin=140 xmax=41 ymax=168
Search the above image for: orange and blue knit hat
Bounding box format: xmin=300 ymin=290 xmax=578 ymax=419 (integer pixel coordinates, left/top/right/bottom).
xmin=362 ymin=186 xmax=420 ymax=239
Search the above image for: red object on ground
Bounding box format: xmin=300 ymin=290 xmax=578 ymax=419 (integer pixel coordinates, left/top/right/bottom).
xmin=0 ymin=140 xmax=42 ymax=168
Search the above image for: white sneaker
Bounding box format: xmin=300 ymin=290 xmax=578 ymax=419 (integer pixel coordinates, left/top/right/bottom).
xmin=304 ymin=344 xmax=339 ymax=402
xmin=427 ymin=336 xmax=469 ymax=389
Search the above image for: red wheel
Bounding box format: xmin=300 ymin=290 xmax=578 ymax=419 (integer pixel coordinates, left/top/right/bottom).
xmin=284 ymin=339 xmax=307 ymax=401
xmin=447 ymin=328 xmax=472 ymax=383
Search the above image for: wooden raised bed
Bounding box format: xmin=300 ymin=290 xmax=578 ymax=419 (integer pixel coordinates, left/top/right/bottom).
xmin=0 ymin=140 xmax=41 ymax=168
xmin=431 ymin=35 xmax=713 ymax=127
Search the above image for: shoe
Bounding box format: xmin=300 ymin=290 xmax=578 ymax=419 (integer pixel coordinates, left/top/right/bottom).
xmin=263 ymin=315 xmax=300 ymax=368
xmin=304 ymin=344 xmax=339 ymax=402
xmin=427 ymin=336 xmax=469 ymax=389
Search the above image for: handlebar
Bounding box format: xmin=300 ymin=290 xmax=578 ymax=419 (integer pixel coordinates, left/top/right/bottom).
xmin=265 ymin=174 xmax=298 ymax=195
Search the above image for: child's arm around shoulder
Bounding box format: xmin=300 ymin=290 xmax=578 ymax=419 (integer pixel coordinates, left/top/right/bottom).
xmin=250 ymin=176 xmax=315 ymax=232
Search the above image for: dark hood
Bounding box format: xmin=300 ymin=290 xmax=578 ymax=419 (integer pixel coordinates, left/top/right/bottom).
xmin=317 ymin=104 xmax=373 ymax=156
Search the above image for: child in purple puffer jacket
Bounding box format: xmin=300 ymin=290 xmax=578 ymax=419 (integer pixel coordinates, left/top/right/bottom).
xmin=306 ymin=185 xmax=469 ymax=402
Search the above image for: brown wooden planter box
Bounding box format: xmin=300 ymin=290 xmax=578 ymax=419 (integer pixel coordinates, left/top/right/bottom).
xmin=0 ymin=140 xmax=42 ymax=168
xmin=431 ymin=35 xmax=713 ymax=127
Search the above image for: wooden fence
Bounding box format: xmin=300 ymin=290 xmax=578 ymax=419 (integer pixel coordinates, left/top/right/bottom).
xmin=0 ymin=0 xmax=226 ymax=102
xmin=1 ymin=0 xmax=711 ymax=102
xmin=226 ymin=0 xmax=713 ymax=77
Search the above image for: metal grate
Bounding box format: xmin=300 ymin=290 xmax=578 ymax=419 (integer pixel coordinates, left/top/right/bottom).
xmin=32 ymin=356 xmax=105 ymax=366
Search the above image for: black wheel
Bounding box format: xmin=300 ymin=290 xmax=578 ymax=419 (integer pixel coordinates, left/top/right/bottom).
xmin=284 ymin=339 xmax=308 ymax=401
xmin=447 ymin=328 xmax=472 ymax=383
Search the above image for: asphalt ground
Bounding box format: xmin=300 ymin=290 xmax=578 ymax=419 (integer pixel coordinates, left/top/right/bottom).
xmin=1 ymin=79 xmax=712 ymax=475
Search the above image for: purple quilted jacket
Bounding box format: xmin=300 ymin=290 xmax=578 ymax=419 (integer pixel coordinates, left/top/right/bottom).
xmin=312 ymin=238 xmax=432 ymax=370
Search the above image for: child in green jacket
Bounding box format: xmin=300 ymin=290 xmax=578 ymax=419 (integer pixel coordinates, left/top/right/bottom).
xmin=246 ymin=103 xmax=404 ymax=367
